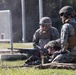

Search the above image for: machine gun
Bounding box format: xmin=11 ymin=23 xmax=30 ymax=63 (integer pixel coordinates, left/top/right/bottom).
xmin=16 ymin=44 xmax=48 ymax=56
xmin=18 ymin=44 xmax=48 ymax=65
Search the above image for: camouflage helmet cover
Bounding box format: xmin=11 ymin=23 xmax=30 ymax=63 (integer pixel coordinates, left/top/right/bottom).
xmin=44 ymin=40 xmax=60 ymax=48
xmin=39 ymin=17 xmax=52 ymax=25
xmin=59 ymin=6 xmax=75 ymax=17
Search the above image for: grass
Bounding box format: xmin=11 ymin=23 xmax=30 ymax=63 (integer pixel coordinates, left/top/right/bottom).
xmin=0 ymin=42 xmax=33 ymax=49
xmin=0 ymin=43 xmax=76 ymax=75
xmin=0 ymin=67 xmax=76 ymax=75
xmin=0 ymin=60 xmax=25 ymax=67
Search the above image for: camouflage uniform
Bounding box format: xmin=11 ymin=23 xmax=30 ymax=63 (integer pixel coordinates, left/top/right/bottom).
xmin=44 ymin=39 xmax=61 ymax=49
xmin=25 ymin=40 xmax=61 ymax=66
xmin=33 ymin=17 xmax=59 ymax=48
xmin=52 ymin=6 xmax=76 ymax=63
xmin=31 ymin=17 xmax=59 ymax=65
xmin=44 ymin=39 xmax=61 ymax=62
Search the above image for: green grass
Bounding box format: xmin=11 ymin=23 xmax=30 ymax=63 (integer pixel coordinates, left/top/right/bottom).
xmin=0 ymin=42 xmax=33 ymax=49
xmin=0 ymin=43 xmax=76 ymax=75
xmin=0 ymin=67 xmax=76 ymax=75
xmin=0 ymin=60 xmax=25 ymax=67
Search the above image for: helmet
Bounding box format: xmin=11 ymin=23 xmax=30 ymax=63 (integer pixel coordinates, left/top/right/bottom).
xmin=39 ymin=17 xmax=52 ymax=25
xmin=59 ymin=6 xmax=75 ymax=17
xmin=44 ymin=40 xmax=60 ymax=49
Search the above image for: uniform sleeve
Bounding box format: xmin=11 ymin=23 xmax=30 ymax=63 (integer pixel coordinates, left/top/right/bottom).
xmin=61 ymin=24 xmax=69 ymax=50
xmin=51 ymin=27 xmax=60 ymax=40
xmin=32 ymin=29 xmax=39 ymax=45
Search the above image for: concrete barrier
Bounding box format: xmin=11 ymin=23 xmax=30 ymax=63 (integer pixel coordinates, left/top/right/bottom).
xmin=0 ymin=54 xmax=28 ymax=61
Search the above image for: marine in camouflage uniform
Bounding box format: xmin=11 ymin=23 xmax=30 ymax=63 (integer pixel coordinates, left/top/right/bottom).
xmin=33 ymin=17 xmax=59 ymax=48
xmin=25 ymin=17 xmax=59 ymax=66
xmin=25 ymin=40 xmax=61 ymax=66
xmin=52 ymin=6 xmax=76 ymax=63
xmin=44 ymin=39 xmax=61 ymax=62
xmin=44 ymin=39 xmax=61 ymax=54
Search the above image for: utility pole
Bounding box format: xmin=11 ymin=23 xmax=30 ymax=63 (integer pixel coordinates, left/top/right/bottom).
xmin=39 ymin=0 xmax=43 ymax=20
xmin=9 ymin=10 xmax=13 ymax=54
xmin=21 ymin=0 xmax=26 ymax=42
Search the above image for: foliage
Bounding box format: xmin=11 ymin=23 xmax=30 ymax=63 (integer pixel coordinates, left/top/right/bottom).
xmin=1 ymin=0 xmax=76 ymax=42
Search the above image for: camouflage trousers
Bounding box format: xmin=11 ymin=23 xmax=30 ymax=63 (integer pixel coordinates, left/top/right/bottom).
xmin=25 ymin=55 xmax=50 ymax=66
xmin=51 ymin=51 xmax=76 ymax=63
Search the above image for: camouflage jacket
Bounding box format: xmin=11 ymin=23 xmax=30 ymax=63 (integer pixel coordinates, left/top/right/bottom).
xmin=33 ymin=26 xmax=59 ymax=48
xmin=61 ymin=18 xmax=76 ymax=51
